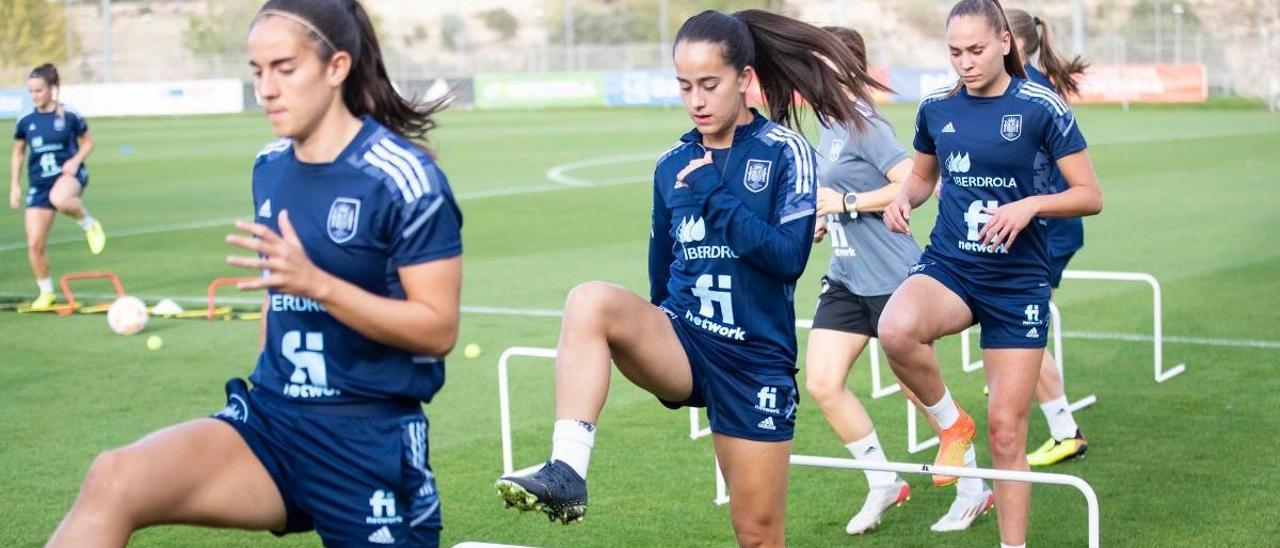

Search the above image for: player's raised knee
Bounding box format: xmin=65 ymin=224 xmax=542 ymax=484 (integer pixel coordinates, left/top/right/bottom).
xmin=564 ymin=281 xmax=625 ymax=321
xmin=875 ymin=311 xmax=917 ymax=355
xmin=78 ymin=447 xmax=145 ymax=513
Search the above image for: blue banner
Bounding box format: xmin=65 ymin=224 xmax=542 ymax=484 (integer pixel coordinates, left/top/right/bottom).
xmin=0 ymin=89 xmax=32 ymax=119
xmin=604 ymin=70 xmax=681 ymax=107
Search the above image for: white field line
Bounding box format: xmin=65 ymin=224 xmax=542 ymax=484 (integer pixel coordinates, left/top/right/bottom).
xmin=4 ymin=291 xmax=1275 ymax=351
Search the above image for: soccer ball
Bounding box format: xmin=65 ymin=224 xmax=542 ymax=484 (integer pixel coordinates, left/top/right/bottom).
xmin=107 ymin=296 xmax=149 ymax=336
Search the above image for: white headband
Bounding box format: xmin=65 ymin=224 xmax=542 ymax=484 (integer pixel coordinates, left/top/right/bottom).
xmin=257 ymin=9 xmax=337 ymax=53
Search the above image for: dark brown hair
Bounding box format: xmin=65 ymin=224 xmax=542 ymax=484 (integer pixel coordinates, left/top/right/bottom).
xmin=1006 ymin=8 xmax=1089 ymax=98
xmin=675 ymin=10 xmax=890 ymax=130
xmin=822 ymin=26 xmax=868 ymax=71
xmin=255 ymin=0 xmax=446 ymax=143
xmin=28 ymin=63 xmax=60 ymax=88
xmin=946 ymin=0 xmax=1026 ymax=96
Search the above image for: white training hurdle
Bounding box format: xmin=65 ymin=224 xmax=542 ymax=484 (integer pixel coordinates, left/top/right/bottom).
xmin=495 ymin=269 xmax=1183 ymax=545
xmin=498 ymin=346 xmax=560 ymax=478
xmin=712 ymin=455 xmax=1100 ymax=548
xmin=497 ymin=345 xmax=1101 ymax=546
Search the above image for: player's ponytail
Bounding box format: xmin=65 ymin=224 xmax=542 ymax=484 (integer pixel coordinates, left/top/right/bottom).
xmin=254 ymin=0 xmax=447 ymax=143
xmin=946 ymin=0 xmax=1027 ymax=96
xmin=1007 ymin=8 xmax=1089 ymax=99
xmin=675 ymin=10 xmax=887 ymax=131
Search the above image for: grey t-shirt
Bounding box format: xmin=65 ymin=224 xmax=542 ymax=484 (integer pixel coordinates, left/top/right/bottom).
xmin=815 ymin=112 xmax=921 ymax=296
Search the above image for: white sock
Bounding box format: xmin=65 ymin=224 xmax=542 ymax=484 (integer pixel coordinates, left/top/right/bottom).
xmin=846 ymin=431 xmax=898 ymax=489
xmin=36 ymin=277 xmax=53 ymax=295
xmin=550 ymin=419 xmax=595 ymax=480
xmin=1041 ymin=395 xmax=1079 ymax=441
xmin=77 ymin=213 xmax=95 ymax=230
xmin=1001 ymin=543 xmax=1026 ymax=548
xmin=956 ymin=444 xmax=985 ymax=496
xmin=925 ymin=388 xmax=960 ymax=430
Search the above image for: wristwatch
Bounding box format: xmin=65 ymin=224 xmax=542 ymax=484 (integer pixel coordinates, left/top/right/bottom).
xmin=842 ymin=192 xmax=859 ymax=219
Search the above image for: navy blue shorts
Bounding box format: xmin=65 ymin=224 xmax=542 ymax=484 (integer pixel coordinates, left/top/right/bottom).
xmin=1048 ymin=252 xmax=1075 ymax=289
xmin=657 ymin=311 xmax=799 ymax=442
xmin=910 ymin=258 xmax=1050 ymax=349
xmin=213 ymin=378 xmax=441 ymax=546
xmin=26 ymin=173 xmax=88 ymax=210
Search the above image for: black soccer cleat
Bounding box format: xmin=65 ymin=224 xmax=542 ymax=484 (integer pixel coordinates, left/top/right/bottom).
xmin=496 ymin=460 xmax=588 ymax=525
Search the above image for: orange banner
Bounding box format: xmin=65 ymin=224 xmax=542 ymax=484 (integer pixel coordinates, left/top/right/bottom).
xmin=1074 ymin=64 xmax=1207 ymax=104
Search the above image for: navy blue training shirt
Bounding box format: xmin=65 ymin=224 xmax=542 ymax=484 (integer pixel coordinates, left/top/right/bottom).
xmin=649 ymin=110 xmax=817 ymax=369
xmin=13 ymin=106 xmax=88 ymax=185
xmin=250 ymin=116 xmax=463 ymax=405
xmin=913 ymin=77 xmax=1087 ymax=287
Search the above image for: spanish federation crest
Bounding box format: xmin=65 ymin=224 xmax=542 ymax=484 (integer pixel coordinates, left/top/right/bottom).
xmin=743 ymin=159 xmax=772 ymax=193
xmin=1000 ymin=114 xmax=1023 ymax=141
xmin=53 ymin=116 xmax=66 ymax=132
xmin=327 ymin=197 xmax=361 ymax=244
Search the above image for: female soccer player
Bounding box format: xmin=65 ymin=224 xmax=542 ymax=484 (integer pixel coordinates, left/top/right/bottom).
xmin=1007 ymin=7 xmax=1092 ymax=467
xmin=48 ymin=1 xmax=462 ymax=546
xmin=879 ymin=1 xmax=1103 ymax=547
xmin=496 ymin=9 xmax=878 ymax=546
xmin=807 ymin=25 xmax=994 ymax=536
xmin=9 ymin=63 xmax=105 ymax=310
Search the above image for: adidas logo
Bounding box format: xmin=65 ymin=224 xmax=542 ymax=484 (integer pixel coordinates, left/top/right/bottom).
xmin=863 ymin=446 xmax=877 ymax=456
xmin=258 ymin=199 xmax=272 ymax=218
xmin=1026 ymin=327 xmax=1039 ymax=338
xmin=368 ymin=526 xmax=395 ymax=544
xmin=942 ymin=122 xmax=956 ymax=133
xmin=757 ymin=416 xmax=776 ymax=431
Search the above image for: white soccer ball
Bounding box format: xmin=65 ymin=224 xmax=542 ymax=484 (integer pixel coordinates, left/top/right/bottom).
xmin=107 ymin=295 xmax=149 ymax=336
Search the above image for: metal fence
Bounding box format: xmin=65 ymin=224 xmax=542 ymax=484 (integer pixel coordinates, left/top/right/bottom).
xmin=14 ymin=0 xmax=1280 ymax=100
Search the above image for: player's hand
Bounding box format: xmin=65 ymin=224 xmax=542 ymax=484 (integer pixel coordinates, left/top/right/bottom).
xmin=8 ymin=185 xmax=20 ymax=210
xmin=225 ymin=210 xmax=331 ymax=299
xmin=61 ymin=160 xmax=80 ymax=178
xmin=813 ymin=215 xmax=827 ymax=243
xmin=675 ymin=149 xmax=713 ymax=188
xmin=816 ymin=187 xmax=845 ymax=216
xmin=978 ymin=198 xmax=1038 ymax=250
xmin=884 ymin=194 xmax=912 ymax=234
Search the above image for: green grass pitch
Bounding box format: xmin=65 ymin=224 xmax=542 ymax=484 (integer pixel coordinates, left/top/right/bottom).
xmin=1 ymin=102 xmax=1278 ymax=546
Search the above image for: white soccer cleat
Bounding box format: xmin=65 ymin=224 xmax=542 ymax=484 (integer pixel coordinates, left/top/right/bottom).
xmin=930 ymin=489 xmax=995 ymax=532
xmin=845 ymin=479 xmax=911 ymax=535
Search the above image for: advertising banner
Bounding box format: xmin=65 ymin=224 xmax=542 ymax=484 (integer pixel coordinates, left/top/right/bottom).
xmin=59 ymin=79 xmax=245 ymax=117
xmin=474 ymin=72 xmax=606 ymax=109
xmin=1074 ymin=64 xmax=1207 ymax=103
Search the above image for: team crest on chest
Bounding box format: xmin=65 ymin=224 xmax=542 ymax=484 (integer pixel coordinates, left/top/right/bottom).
xmin=1000 ymin=114 xmax=1023 ymax=141
xmin=326 ymin=197 xmax=361 ymax=244
xmin=53 ymin=117 xmax=65 ymax=132
xmin=743 ymin=159 xmax=771 ymax=193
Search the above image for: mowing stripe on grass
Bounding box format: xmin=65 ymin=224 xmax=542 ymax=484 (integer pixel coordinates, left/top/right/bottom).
xmin=6 ymin=291 xmax=1276 ymax=351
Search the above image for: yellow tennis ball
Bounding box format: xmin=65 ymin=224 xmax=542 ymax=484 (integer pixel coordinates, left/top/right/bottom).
xmin=463 ymin=343 xmax=481 ymax=359
xmin=146 ymin=335 xmax=164 ymax=351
